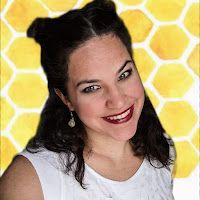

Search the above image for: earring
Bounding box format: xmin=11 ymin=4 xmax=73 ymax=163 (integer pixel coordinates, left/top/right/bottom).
xmin=68 ymin=111 xmax=75 ymax=128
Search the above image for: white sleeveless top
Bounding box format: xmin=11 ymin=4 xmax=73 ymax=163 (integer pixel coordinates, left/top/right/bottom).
xmin=19 ymin=149 xmax=174 ymax=200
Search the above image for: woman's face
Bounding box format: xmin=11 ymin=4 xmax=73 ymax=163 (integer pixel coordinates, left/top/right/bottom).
xmin=66 ymin=34 xmax=144 ymax=142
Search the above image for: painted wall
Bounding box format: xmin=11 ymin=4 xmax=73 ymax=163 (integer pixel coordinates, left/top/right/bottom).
xmin=1 ymin=0 xmax=199 ymax=199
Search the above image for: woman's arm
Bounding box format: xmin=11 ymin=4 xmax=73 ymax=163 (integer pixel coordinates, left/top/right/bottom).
xmin=0 ymin=156 xmax=44 ymax=200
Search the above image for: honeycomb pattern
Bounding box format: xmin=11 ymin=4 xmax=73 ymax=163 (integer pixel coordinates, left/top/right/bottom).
xmin=159 ymin=101 xmax=198 ymax=137
xmin=120 ymin=10 xmax=153 ymax=43
xmin=7 ymin=37 xmax=41 ymax=70
xmin=146 ymin=0 xmax=186 ymax=21
xmin=120 ymin=0 xmax=143 ymax=6
xmin=192 ymin=128 xmax=200 ymax=151
xmin=42 ymin=0 xmax=78 ymax=11
xmin=1 ymin=58 xmax=13 ymax=90
xmin=11 ymin=112 xmax=40 ymax=148
xmin=1 ymin=136 xmax=18 ymax=171
xmin=173 ymin=141 xmax=199 ymax=178
xmin=5 ymin=0 xmax=48 ymax=32
xmin=152 ymin=64 xmax=194 ymax=98
xmin=145 ymin=87 xmax=159 ymax=109
xmin=8 ymin=73 xmax=48 ymax=108
xmin=1 ymin=1 xmax=199 ymax=199
xmin=134 ymin=48 xmax=156 ymax=82
xmin=184 ymin=3 xmax=200 ymax=37
xmin=187 ymin=43 xmax=200 ymax=76
xmin=0 ymin=97 xmax=15 ymax=131
xmin=1 ymin=19 xmax=12 ymax=50
xmin=150 ymin=25 xmax=189 ymax=59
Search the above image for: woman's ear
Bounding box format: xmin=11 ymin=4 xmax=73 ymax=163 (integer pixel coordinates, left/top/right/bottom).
xmin=54 ymin=88 xmax=74 ymax=111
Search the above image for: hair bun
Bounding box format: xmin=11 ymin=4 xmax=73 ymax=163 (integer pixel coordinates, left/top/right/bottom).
xmin=27 ymin=17 xmax=52 ymax=44
xmin=96 ymin=0 xmax=116 ymax=10
xmin=84 ymin=0 xmax=116 ymax=12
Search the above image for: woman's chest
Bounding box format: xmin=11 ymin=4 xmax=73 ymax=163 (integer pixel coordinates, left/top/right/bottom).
xmin=60 ymin=165 xmax=174 ymax=200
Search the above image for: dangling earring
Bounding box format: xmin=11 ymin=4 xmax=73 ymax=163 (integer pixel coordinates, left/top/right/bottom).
xmin=68 ymin=111 xmax=75 ymax=128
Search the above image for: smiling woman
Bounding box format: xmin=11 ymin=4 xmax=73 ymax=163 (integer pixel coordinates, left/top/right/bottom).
xmin=63 ymin=35 xmax=145 ymax=143
xmin=0 ymin=0 xmax=175 ymax=199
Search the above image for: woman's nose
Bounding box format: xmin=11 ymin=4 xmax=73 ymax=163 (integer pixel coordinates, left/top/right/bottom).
xmin=105 ymin=86 xmax=126 ymax=109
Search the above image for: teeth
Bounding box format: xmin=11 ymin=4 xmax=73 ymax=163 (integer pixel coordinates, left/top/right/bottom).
xmin=106 ymin=109 xmax=130 ymax=120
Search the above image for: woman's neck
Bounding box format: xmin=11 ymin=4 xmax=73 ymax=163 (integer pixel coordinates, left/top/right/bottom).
xmin=84 ymin=133 xmax=134 ymax=163
xmin=83 ymin=133 xmax=144 ymax=182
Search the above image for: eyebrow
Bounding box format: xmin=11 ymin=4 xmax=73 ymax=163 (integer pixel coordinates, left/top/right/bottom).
xmin=76 ymin=60 xmax=133 ymax=88
xmin=117 ymin=60 xmax=133 ymax=73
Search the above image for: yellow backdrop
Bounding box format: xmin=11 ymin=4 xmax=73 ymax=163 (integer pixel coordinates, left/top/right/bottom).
xmin=1 ymin=0 xmax=199 ymax=199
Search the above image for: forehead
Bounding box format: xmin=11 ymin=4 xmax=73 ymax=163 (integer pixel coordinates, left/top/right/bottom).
xmin=68 ymin=34 xmax=130 ymax=80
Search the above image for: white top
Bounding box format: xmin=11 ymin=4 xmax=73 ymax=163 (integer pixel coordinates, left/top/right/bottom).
xmin=19 ymin=149 xmax=174 ymax=200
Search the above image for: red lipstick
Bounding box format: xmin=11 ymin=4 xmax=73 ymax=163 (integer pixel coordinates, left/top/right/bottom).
xmin=102 ymin=105 xmax=134 ymax=124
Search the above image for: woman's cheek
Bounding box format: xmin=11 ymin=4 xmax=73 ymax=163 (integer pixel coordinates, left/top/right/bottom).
xmin=124 ymin=81 xmax=143 ymax=100
xmin=132 ymin=76 xmax=144 ymax=96
xmin=74 ymin=98 xmax=101 ymax=121
xmin=136 ymin=83 xmax=145 ymax=98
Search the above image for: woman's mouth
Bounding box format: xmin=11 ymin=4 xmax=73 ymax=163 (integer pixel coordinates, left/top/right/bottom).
xmin=102 ymin=105 xmax=134 ymax=124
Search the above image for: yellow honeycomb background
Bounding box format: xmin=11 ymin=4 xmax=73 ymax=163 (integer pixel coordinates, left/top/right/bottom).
xmin=1 ymin=0 xmax=199 ymax=199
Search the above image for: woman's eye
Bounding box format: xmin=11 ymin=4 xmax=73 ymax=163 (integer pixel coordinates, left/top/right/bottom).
xmin=82 ymin=85 xmax=101 ymax=93
xmin=118 ymin=69 xmax=132 ymax=81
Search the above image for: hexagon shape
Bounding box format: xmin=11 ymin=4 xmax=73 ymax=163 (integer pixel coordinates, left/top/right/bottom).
xmin=184 ymin=3 xmax=200 ymax=37
xmin=173 ymin=141 xmax=199 ymax=178
xmin=159 ymin=101 xmax=198 ymax=137
xmin=11 ymin=112 xmax=40 ymax=148
xmin=134 ymin=48 xmax=156 ymax=82
xmin=119 ymin=0 xmax=143 ymax=6
xmin=5 ymin=0 xmax=48 ymax=32
xmin=145 ymin=88 xmax=159 ymax=109
xmin=1 ymin=20 xmax=12 ymax=50
xmin=187 ymin=44 xmax=200 ymax=76
xmin=150 ymin=25 xmax=189 ymax=59
xmin=120 ymin=10 xmax=153 ymax=43
xmin=42 ymin=0 xmax=77 ymax=11
xmin=153 ymin=64 xmax=194 ymax=98
xmin=0 ymin=0 xmax=7 ymax=12
xmin=192 ymin=128 xmax=200 ymax=151
xmin=146 ymin=0 xmax=186 ymax=21
xmin=1 ymin=58 xmax=13 ymax=90
xmin=0 ymin=97 xmax=15 ymax=131
xmin=7 ymin=37 xmax=41 ymax=70
xmin=8 ymin=73 xmax=48 ymax=108
xmin=0 ymin=136 xmax=18 ymax=171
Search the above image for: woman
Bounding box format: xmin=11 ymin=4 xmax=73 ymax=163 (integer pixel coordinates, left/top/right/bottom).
xmin=0 ymin=0 xmax=175 ymax=199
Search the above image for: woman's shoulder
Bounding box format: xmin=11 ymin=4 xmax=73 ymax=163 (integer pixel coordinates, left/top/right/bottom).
xmin=0 ymin=155 xmax=44 ymax=200
xmin=0 ymin=148 xmax=73 ymax=200
xmin=19 ymin=148 xmax=62 ymax=169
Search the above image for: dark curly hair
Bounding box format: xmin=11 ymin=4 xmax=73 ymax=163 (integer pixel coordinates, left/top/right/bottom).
xmin=26 ymin=0 xmax=175 ymax=188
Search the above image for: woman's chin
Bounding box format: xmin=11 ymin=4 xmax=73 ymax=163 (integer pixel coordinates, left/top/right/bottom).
xmin=110 ymin=127 xmax=137 ymax=142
